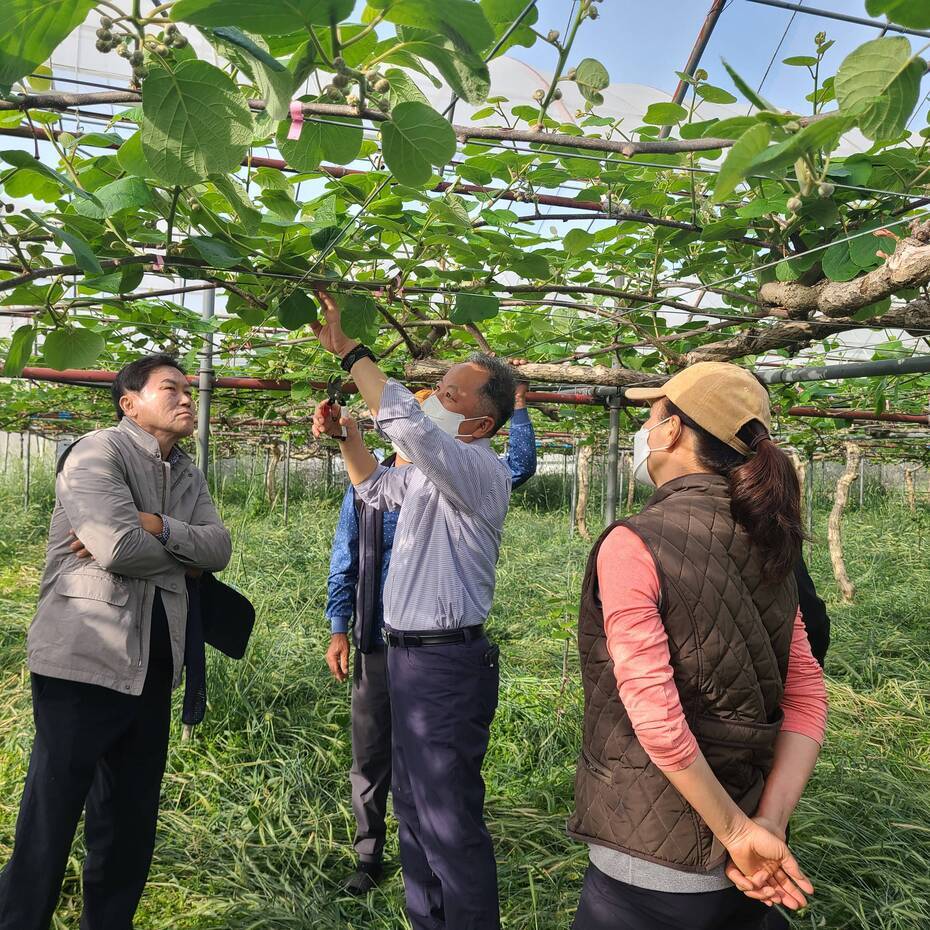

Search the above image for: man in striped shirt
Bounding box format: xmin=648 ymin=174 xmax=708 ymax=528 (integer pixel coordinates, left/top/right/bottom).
xmin=311 ymin=289 xmax=515 ymax=930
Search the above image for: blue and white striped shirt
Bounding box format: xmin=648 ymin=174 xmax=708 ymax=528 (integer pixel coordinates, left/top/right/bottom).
xmin=355 ymin=379 xmax=511 ymax=631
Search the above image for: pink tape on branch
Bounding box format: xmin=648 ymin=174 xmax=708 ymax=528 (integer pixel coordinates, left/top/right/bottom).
xmin=152 ymin=253 xmax=165 ymax=271
xmin=288 ymin=100 xmax=304 ymax=140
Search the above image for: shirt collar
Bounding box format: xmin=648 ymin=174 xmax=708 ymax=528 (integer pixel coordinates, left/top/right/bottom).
xmin=117 ymin=417 xmax=188 ymax=464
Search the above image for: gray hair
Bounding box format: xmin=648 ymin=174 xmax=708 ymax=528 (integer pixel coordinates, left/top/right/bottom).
xmin=465 ymin=352 xmax=516 ymax=434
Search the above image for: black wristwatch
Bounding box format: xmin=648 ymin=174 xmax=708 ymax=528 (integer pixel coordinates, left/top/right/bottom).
xmin=341 ymin=344 xmax=377 ymax=372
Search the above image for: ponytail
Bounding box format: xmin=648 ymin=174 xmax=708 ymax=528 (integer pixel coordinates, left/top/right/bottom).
xmin=665 ymin=401 xmax=804 ymax=580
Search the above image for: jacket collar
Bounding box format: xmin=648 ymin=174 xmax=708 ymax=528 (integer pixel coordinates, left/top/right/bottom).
xmin=644 ymin=472 xmax=729 ymax=509
xmin=117 ymin=416 xmax=191 ymax=465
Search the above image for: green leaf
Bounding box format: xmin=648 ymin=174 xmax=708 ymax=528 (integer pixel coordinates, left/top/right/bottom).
xmin=206 ymin=27 xmax=294 ymax=120
xmin=172 ymin=0 xmax=354 ymax=34
xmin=574 ymin=58 xmax=610 ymax=106
xmin=276 ymin=289 xmax=318 ymax=330
xmin=642 ymin=102 xmax=688 ymax=126
xmin=209 ymin=174 xmax=261 ymax=234
xmin=0 ymin=149 xmax=98 ymax=202
xmin=4 ymin=324 xmax=35 ymax=377
xmin=480 ymin=0 xmax=538 ymax=54
xmin=0 ymin=0 xmax=95 ymax=88
xmin=42 ymin=327 xmax=105 ymax=370
xmin=259 ymin=188 xmax=299 ymax=219
xmin=822 ymin=239 xmax=860 ymax=282
xmin=209 ymin=26 xmax=286 ymax=72
xmin=512 ymin=252 xmax=549 ymax=279
xmin=2 ymin=166 xmax=59 ymax=201
xmin=835 ymin=37 xmax=925 ymax=140
xmin=451 ymin=293 xmax=499 ymax=323
xmin=712 ymin=123 xmax=770 ymax=203
xmin=707 ymin=116 xmax=760 ymax=139
xmin=695 ymin=84 xmax=737 ymax=104
xmin=115 ymin=132 xmax=155 ymax=179
xmin=722 ymin=59 xmax=776 ymax=112
xmin=848 ymin=219 xmax=891 ymax=268
xmin=24 ymin=209 xmax=102 ymax=274
xmin=276 ymin=99 xmax=362 ymax=170
xmin=564 ymin=227 xmax=594 ymax=255
xmin=141 ymin=59 xmax=254 ymax=186
xmin=384 ymin=68 xmax=430 ymax=108
xmin=746 ymin=112 xmax=855 ymax=176
xmin=375 ymin=0 xmax=494 ymax=55
xmin=428 ymin=194 xmax=471 ymax=227
xmin=381 ymin=102 xmax=456 ymax=187
xmin=187 ymin=235 xmax=242 ymax=269
xmin=782 ymin=56 xmax=818 ymax=67
xmin=865 ymin=0 xmax=930 ymax=29
xmin=402 ymin=40 xmax=490 ymax=105
xmin=73 ymin=176 xmax=153 ymax=219
xmin=337 ymin=292 xmax=379 ymax=343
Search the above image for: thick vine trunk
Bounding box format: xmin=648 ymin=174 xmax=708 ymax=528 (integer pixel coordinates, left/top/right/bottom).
xmin=788 ymin=450 xmax=807 ymax=500
xmin=265 ymin=441 xmax=282 ymax=504
xmin=828 ymin=443 xmax=862 ymax=604
xmin=904 ymin=464 xmax=918 ymax=512
xmin=574 ymin=445 xmax=594 ymax=541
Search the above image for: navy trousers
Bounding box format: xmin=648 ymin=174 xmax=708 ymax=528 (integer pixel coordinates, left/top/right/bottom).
xmin=387 ymin=635 xmax=500 ymax=930
xmin=572 ymin=863 xmax=789 ymax=930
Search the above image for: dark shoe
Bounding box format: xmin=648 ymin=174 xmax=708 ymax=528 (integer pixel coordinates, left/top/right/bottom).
xmin=344 ymin=860 xmax=383 ymax=895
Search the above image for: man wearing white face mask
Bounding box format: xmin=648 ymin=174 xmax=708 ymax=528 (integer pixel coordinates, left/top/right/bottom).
xmin=310 ymin=289 xmax=518 ymax=930
xmin=323 ymin=386 xmax=536 ymax=896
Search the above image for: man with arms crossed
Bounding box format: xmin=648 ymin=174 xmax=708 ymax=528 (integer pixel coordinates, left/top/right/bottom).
xmin=0 ymin=354 xmax=232 ymax=930
xmin=310 ymin=289 xmax=515 ymax=930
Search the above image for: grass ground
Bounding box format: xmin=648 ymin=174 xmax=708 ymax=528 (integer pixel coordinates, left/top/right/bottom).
xmin=0 ymin=467 xmax=928 ymax=929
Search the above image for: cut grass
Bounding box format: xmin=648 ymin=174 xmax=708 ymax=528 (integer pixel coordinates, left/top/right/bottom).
xmin=0 ymin=469 xmax=928 ymax=928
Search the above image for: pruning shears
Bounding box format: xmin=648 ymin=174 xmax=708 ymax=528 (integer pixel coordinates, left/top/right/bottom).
xmin=324 ymin=375 xmax=348 ymax=442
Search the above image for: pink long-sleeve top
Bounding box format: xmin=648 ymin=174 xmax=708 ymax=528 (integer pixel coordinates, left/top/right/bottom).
xmin=597 ymin=526 xmax=828 ymax=772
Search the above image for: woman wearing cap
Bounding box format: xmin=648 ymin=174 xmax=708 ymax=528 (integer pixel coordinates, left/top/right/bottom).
xmin=568 ymin=362 xmax=828 ymax=930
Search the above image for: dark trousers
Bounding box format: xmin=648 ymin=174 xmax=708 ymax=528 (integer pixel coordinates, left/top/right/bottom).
xmin=387 ymin=635 xmax=500 ymax=930
xmin=350 ymin=645 xmax=392 ymax=864
xmin=572 ymin=863 xmax=790 ymax=930
xmin=0 ymin=660 xmax=173 ymax=930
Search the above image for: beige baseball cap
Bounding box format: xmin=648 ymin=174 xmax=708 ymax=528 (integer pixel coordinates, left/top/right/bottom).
xmin=625 ymin=362 xmax=771 ymax=455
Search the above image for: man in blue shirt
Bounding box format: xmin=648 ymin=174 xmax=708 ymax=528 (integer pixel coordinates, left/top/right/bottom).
xmin=324 ymin=381 xmax=537 ymax=894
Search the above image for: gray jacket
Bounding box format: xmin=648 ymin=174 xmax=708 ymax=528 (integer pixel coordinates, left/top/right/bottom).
xmin=27 ymin=417 xmax=232 ymax=695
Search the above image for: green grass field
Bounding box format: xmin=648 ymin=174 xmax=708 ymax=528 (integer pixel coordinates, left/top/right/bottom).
xmin=0 ymin=468 xmax=928 ymax=929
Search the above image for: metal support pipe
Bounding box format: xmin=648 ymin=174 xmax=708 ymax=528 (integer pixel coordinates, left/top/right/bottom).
xmin=859 ymin=458 xmax=865 ymax=509
xmin=660 ymin=0 xmax=727 ymax=140
xmin=617 ymin=451 xmax=626 ymax=517
xmin=758 ymin=355 xmax=930 ymax=385
xmin=23 ymin=431 xmax=31 ymax=509
xmin=744 ymin=0 xmax=930 ymax=39
xmin=605 ymin=396 xmax=621 ymax=524
xmin=196 ymin=289 xmax=215 ymax=474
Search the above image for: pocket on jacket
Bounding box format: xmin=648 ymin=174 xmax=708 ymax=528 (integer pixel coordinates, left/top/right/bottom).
xmin=55 ymin=572 xmax=130 ymax=606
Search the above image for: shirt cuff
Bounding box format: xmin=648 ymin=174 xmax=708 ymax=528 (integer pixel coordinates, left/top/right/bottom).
xmin=155 ymin=513 xmax=170 ymax=546
xmin=329 ymin=617 xmax=350 ymax=635
xmin=510 ymin=407 xmax=531 ymax=426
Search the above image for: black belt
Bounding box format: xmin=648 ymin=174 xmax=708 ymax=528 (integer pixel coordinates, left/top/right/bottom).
xmin=385 ymin=625 xmax=485 ymax=647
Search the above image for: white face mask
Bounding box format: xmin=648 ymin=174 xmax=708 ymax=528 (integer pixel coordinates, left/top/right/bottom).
xmin=422 ymin=392 xmax=487 ymax=440
xmin=632 ymin=416 xmax=673 ymax=487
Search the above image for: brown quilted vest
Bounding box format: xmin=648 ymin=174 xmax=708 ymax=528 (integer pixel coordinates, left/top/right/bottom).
xmin=567 ymin=473 xmax=798 ymax=873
